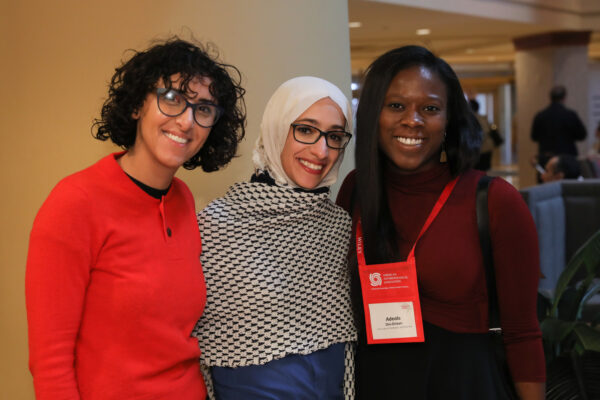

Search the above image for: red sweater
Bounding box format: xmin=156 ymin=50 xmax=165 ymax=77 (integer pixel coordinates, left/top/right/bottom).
xmin=336 ymin=164 xmax=545 ymax=382
xmin=26 ymin=153 xmax=207 ymax=399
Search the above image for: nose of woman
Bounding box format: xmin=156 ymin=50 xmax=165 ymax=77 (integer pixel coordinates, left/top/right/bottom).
xmin=401 ymin=107 xmax=424 ymax=128
xmin=175 ymin=107 xmax=196 ymax=130
xmin=309 ymin=135 xmax=330 ymax=159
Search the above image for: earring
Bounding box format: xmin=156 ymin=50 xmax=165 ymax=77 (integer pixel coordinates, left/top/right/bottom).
xmin=440 ymin=132 xmax=447 ymax=163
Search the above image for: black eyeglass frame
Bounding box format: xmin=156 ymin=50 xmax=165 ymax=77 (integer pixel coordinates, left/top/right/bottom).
xmin=155 ymin=88 xmax=224 ymax=128
xmin=290 ymin=123 xmax=352 ymax=150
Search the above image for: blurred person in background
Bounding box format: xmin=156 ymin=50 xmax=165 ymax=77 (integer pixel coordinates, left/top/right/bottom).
xmin=541 ymin=154 xmax=582 ymax=182
xmin=531 ymin=85 xmax=586 ymax=168
xmin=470 ymin=98 xmax=495 ymax=171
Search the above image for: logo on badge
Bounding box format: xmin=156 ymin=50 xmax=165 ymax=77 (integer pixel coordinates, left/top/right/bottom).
xmin=369 ymin=272 xmax=382 ymax=287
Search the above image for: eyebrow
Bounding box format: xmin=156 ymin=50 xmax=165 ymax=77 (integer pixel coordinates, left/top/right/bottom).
xmin=385 ymin=92 xmax=444 ymax=101
xmin=169 ymin=86 xmax=216 ymax=104
xmin=385 ymin=93 xmax=445 ymax=103
xmin=295 ymin=118 xmax=346 ymax=131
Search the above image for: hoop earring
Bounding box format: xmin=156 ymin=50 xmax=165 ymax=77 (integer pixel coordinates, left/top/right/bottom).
xmin=440 ymin=132 xmax=447 ymax=163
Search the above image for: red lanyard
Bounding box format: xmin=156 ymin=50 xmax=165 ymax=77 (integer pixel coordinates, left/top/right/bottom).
xmin=355 ymin=176 xmax=458 ymax=344
xmin=356 ymin=177 xmax=459 ymax=265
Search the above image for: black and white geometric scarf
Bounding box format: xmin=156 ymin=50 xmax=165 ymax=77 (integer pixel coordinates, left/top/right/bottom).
xmin=193 ymin=181 xmax=356 ymax=370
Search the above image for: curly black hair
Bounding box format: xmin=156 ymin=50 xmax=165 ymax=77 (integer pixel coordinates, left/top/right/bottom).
xmin=93 ymin=37 xmax=246 ymax=171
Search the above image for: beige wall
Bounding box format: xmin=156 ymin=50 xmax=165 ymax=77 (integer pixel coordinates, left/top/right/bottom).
xmin=0 ymin=1 xmax=352 ymax=397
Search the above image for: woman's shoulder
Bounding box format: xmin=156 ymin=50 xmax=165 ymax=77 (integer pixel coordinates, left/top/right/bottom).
xmin=168 ymin=178 xmax=198 ymax=217
xmin=457 ymin=170 xmax=529 ymax=216
xmin=482 ymin=173 xmax=526 ymax=207
xmin=459 ymin=169 xmax=520 ymax=196
xmin=48 ymin=153 xmax=125 ymax=195
xmin=171 ymin=176 xmax=194 ymax=197
xmin=462 ymin=170 xmax=532 ymax=225
xmin=32 ymin=161 xmax=110 ymax=233
xmin=43 ymin=156 xmax=114 ymax=205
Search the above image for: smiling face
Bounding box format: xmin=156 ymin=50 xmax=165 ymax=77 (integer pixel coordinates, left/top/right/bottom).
xmin=378 ymin=65 xmax=448 ymax=174
xmin=126 ymin=74 xmax=214 ymax=187
xmin=280 ymin=97 xmax=346 ymax=189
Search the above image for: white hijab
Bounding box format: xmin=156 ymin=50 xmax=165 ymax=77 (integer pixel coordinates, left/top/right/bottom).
xmin=252 ymin=76 xmax=353 ymax=189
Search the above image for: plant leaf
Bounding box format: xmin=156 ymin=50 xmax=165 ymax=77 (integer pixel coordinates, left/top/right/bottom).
xmin=558 ymin=287 xmax=583 ymax=321
xmin=552 ymin=229 xmax=600 ymax=316
xmin=572 ymin=324 xmax=600 ymax=353
xmin=577 ymin=280 xmax=600 ymax=320
xmin=541 ymin=317 xmax=577 ymax=343
xmin=592 ymin=311 xmax=600 ymax=328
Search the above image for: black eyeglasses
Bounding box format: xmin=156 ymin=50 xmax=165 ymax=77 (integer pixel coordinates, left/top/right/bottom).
xmin=290 ymin=123 xmax=352 ymax=149
xmin=156 ymin=88 xmax=223 ymax=128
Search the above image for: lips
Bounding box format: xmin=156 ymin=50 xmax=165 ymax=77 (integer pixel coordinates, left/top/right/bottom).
xmin=299 ymin=158 xmax=324 ymax=174
xmin=394 ymin=136 xmax=424 ymax=146
xmin=163 ymin=131 xmax=188 ymax=144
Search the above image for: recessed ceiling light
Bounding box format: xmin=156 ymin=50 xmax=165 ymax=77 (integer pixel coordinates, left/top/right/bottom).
xmin=349 ymin=22 xmax=362 ymax=28
xmin=466 ymin=48 xmax=475 ymax=54
xmin=351 ymin=82 xmax=359 ymax=91
xmin=416 ymin=28 xmax=431 ymax=36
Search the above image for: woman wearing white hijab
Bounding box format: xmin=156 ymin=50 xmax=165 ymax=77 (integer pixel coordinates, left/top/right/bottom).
xmin=193 ymin=76 xmax=357 ymax=399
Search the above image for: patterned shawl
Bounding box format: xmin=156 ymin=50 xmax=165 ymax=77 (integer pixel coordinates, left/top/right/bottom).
xmin=192 ymin=181 xmax=356 ymax=368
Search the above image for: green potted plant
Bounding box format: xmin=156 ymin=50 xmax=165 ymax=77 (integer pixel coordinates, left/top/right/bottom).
xmin=540 ymin=229 xmax=600 ymax=399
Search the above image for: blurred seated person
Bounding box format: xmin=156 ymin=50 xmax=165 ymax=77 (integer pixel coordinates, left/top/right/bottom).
xmin=588 ymin=121 xmax=600 ymax=176
xmin=541 ymin=154 xmax=581 ymax=183
xmin=591 ymin=120 xmax=600 ymax=156
xmin=469 ymin=99 xmax=494 ymax=171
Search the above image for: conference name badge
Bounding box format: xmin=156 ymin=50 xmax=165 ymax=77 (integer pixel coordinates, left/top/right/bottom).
xmin=354 ymin=177 xmax=459 ymax=344
xmin=357 ymin=256 xmax=424 ymax=344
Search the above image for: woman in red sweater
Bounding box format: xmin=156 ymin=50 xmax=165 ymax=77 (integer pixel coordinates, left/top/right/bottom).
xmin=336 ymin=46 xmax=545 ymax=399
xmin=25 ymin=38 xmax=246 ymax=399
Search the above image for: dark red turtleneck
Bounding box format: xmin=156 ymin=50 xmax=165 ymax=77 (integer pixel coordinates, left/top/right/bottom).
xmin=336 ymin=164 xmax=545 ymax=382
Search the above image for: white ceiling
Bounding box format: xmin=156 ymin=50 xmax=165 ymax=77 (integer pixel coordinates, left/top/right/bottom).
xmin=348 ymin=0 xmax=600 ymax=76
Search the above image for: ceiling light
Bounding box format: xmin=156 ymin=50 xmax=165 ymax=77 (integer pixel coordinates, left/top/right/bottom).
xmin=416 ymin=28 xmax=430 ymax=36
xmin=351 ymin=82 xmax=359 ymax=91
xmin=466 ymin=48 xmax=474 ymax=54
xmin=349 ymin=22 xmax=362 ymax=28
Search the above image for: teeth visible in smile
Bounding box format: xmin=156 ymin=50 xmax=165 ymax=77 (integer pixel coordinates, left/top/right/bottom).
xmin=299 ymin=159 xmax=323 ymax=171
xmin=395 ymin=137 xmax=423 ymax=146
xmin=164 ymin=132 xmax=187 ymax=144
